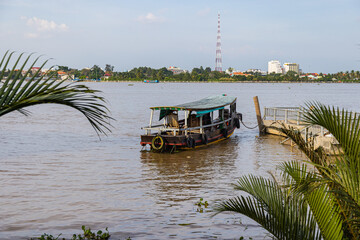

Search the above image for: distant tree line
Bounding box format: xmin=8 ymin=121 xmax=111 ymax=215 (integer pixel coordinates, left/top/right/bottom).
xmin=51 ymin=65 xmax=360 ymax=82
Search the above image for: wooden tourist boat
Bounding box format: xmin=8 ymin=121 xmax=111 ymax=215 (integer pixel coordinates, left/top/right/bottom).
xmin=140 ymin=94 xmax=242 ymax=152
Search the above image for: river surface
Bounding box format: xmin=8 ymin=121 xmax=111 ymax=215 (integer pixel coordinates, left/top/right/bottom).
xmin=1 ymin=82 xmax=360 ymax=239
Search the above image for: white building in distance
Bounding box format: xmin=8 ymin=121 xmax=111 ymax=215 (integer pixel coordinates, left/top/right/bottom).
xmin=283 ymin=63 xmax=300 ymax=74
xmin=246 ymin=69 xmax=267 ymax=75
xmin=167 ymin=66 xmax=187 ymax=75
xmin=268 ymin=60 xmax=283 ymax=74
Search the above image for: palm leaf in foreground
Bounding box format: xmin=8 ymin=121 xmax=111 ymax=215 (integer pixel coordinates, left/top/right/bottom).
xmin=215 ymin=174 xmax=322 ymax=240
xmin=265 ymin=104 xmax=360 ymax=239
xmin=301 ymin=103 xmax=360 ymax=238
xmin=215 ymin=103 xmax=360 ymax=239
xmin=0 ymin=51 xmax=112 ymax=136
xmin=279 ymin=161 xmax=344 ymax=240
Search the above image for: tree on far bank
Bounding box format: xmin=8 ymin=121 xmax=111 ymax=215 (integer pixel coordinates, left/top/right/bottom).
xmin=105 ymin=64 xmax=114 ymax=72
xmin=90 ymin=65 xmax=104 ymax=79
xmin=58 ymin=66 xmax=69 ymax=72
xmin=156 ymin=70 xmax=164 ymax=81
xmin=283 ymin=71 xmax=298 ymax=81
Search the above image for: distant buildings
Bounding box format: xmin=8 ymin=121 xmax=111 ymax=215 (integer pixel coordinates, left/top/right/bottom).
xmin=167 ymin=66 xmax=187 ymax=75
xmin=300 ymin=73 xmax=325 ymax=80
xmin=226 ymin=68 xmax=266 ymax=76
xmin=245 ymin=69 xmax=267 ymax=75
xmin=268 ymin=60 xmax=283 ymax=74
xmin=30 ymin=67 xmax=41 ymax=75
xmin=283 ymin=63 xmax=300 ymax=74
xmin=231 ymin=71 xmax=251 ymax=77
xmin=268 ymin=60 xmax=300 ymax=74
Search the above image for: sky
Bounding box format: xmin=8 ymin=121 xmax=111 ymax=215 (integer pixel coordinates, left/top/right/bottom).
xmin=0 ymin=0 xmax=359 ymax=73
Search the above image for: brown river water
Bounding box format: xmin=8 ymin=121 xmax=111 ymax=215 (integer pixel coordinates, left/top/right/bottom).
xmin=1 ymin=82 xmax=360 ymax=239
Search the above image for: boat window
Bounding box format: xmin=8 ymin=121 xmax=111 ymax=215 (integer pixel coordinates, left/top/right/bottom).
xmin=224 ymin=108 xmax=230 ymax=119
xmin=177 ymin=111 xmax=186 ymax=127
xmin=203 ymin=113 xmax=211 ymax=125
xmin=188 ymin=112 xmax=201 ymax=127
xmin=151 ymin=111 xmax=166 ymax=126
xmin=213 ymin=110 xmax=219 ymax=120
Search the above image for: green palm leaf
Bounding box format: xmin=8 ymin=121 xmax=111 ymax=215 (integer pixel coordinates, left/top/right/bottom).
xmin=302 ymin=103 xmax=360 ymax=237
xmin=280 ymin=161 xmax=344 ymax=240
xmin=216 ymin=103 xmax=360 ymax=239
xmin=0 ymin=51 xmax=113 ymax=136
xmin=215 ymin=175 xmax=321 ymax=240
xmin=303 ymin=102 xmax=360 ymax=160
xmin=276 ymin=104 xmax=360 ymax=238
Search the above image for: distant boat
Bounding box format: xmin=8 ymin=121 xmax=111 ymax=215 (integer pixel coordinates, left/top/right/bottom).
xmin=144 ymin=80 xmax=159 ymax=83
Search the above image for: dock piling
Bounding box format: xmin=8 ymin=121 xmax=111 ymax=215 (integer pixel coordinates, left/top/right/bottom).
xmin=253 ymin=96 xmax=265 ymax=135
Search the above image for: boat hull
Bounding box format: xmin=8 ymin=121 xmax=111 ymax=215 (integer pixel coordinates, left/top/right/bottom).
xmin=140 ymin=126 xmax=237 ymax=152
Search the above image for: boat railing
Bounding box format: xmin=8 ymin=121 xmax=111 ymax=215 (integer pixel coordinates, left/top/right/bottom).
xmin=142 ymin=117 xmax=232 ymax=136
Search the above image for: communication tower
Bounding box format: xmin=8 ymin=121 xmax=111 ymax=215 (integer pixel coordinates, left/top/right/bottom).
xmin=215 ymin=13 xmax=222 ymax=72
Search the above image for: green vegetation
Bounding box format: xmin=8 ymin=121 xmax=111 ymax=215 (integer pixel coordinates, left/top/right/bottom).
xmin=42 ymin=63 xmax=360 ymax=82
xmin=2 ymin=52 xmax=359 ymax=82
xmin=105 ymin=68 xmax=359 ymax=82
xmin=195 ymin=198 xmax=209 ymax=213
xmin=31 ymin=225 xmax=113 ymax=240
xmin=0 ymin=51 xmax=112 ymax=135
xmin=216 ymin=103 xmax=360 ymax=239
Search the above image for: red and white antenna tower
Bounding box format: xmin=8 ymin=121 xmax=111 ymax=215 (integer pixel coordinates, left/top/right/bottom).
xmin=215 ymin=13 xmax=222 ymax=72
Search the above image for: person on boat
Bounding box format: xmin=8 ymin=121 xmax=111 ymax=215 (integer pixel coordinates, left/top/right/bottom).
xmin=167 ymin=112 xmax=179 ymax=128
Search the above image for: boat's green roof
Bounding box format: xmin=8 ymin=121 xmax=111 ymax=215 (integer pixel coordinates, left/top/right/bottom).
xmin=150 ymin=95 xmax=236 ymax=111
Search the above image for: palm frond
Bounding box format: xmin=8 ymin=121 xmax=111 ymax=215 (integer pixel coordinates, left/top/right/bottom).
xmin=215 ymin=175 xmax=321 ymax=240
xmin=280 ymin=161 xmax=344 ymax=240
xmin=274 ymin=104 xmax=360 ymax=238
xmin=303 ymin=102 xmax=360 ymax=162
xmin=273 ymin=124 xmax=328 ymax=167
xmin=0 ymin=51 xmax=113 ymax=136
xmin=216 ymin=103 xmax=360 ymax=239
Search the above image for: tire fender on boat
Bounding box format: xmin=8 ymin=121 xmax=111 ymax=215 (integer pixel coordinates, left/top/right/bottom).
xmin=234 ymin=117 xmax=240 ymax=129
xmin=152 ymin=135 xmax=165 ymax=151
xmin=221 ymin=128 xmax=228 ymax=138
xmin=202 ymin=133 xmax=208 ymax=145
xmin=186 ymin=136 xmax=196 ymax=148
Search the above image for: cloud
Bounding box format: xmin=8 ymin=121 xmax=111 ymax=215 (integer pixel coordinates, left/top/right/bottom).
xmin=137 ymin=13 xmax=164 ymax=23
xmin=25 ymin=17 xmax=68 ymax=32
xmin=21 ymin=16 xmax=68 ymax=39
xmin=197 ymin=7 xmax=211 ymax=17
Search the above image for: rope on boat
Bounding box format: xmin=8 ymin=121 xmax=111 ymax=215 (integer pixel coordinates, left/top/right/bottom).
xmin=240 ymin=119 xmax=258 ymax=129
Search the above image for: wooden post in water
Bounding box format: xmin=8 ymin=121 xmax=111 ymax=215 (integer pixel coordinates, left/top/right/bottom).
xmin=253 ymin=96 xmax=265 ymax=135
